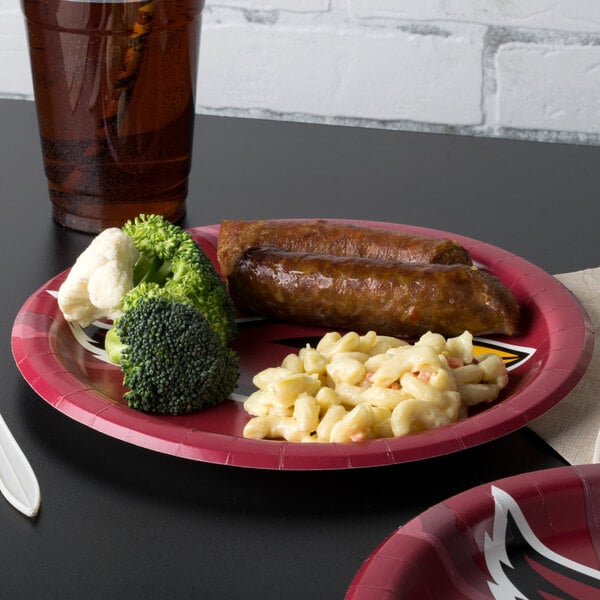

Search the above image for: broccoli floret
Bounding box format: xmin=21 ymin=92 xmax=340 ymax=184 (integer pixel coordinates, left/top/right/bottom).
xmin=121 ymin=214 xmax=237 ymax=345
xmin=114 ymin=293 xmax=239 ymax=415
xmin=104 ymin=282 xmax=168 ymax=364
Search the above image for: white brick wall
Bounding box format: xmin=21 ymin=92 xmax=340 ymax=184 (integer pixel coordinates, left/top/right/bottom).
xmin=496 ymin=43 xmax=600 ymax=133
xmin=350 ymin=1 xmax=600 ymax=33
xmin=198 ymin=22 xmax=484 ymax=124
xmin=1 ymin=0 xmax=31 ymax=96
xmin=3 ymin=0 xmax=600 ymax=144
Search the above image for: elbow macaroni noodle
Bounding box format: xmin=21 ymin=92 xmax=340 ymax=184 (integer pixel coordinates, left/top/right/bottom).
xmin=242 ymin=330 xmax=509 ymax=443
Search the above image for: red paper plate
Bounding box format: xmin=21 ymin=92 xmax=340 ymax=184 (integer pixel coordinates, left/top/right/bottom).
xmin=10 ymin=221 xmax=594 ymax=470
xmin=345 ymin=463 xmax=600 ymax=599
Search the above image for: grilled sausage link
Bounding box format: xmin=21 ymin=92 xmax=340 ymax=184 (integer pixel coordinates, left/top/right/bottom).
xmin=228 ymin=248 xmax=520 ymax=338
xmin=217 ymin=219 xmax=472 ymax=278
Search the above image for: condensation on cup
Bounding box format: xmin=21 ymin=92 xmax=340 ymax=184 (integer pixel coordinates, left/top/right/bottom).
xmin=21 ymin=0 xmax=204 ymax=233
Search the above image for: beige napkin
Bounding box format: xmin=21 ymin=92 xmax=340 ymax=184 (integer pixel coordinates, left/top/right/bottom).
xmin=528 ymin=267 xmax=600 ymax=465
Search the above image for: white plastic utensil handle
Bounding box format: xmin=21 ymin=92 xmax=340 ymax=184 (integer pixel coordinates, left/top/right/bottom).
xmin=594 ymin=430 xmax=600 ymax=464
xmin=0 ymin=414 xmax=41 ymax=518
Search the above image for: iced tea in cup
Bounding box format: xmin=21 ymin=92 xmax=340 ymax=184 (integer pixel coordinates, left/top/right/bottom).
xmin=21 ymin=0 xmax=204 ymax=233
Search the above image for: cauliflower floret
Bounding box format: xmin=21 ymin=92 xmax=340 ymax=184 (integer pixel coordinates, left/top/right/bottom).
xmin=57 ymin=227 xmax=139 ymax=327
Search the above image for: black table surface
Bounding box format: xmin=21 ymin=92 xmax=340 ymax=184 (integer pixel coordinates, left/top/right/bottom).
xmin=1 ymin=97 xmax=597 ymax=599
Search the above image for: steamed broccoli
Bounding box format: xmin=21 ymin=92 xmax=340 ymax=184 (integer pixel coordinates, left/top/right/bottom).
xmin=95 ymin=214 xmax=239 ymax=415
xmin=121 ymin=213 xmax=237 ymax=345
xmin=112 ymin=289 xmax=239 ymax=415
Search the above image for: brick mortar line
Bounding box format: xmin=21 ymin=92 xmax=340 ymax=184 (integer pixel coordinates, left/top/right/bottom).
xmin=196 ymin=104 xmax=600 ymax=146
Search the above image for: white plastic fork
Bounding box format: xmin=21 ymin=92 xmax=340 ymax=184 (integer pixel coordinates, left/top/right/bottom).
xmin=0 ymin=414 xmax=40 ymax=518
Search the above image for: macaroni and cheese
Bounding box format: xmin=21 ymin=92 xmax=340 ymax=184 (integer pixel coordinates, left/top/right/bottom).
xmin=242 ymin=330 xmax=509 ymax=443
